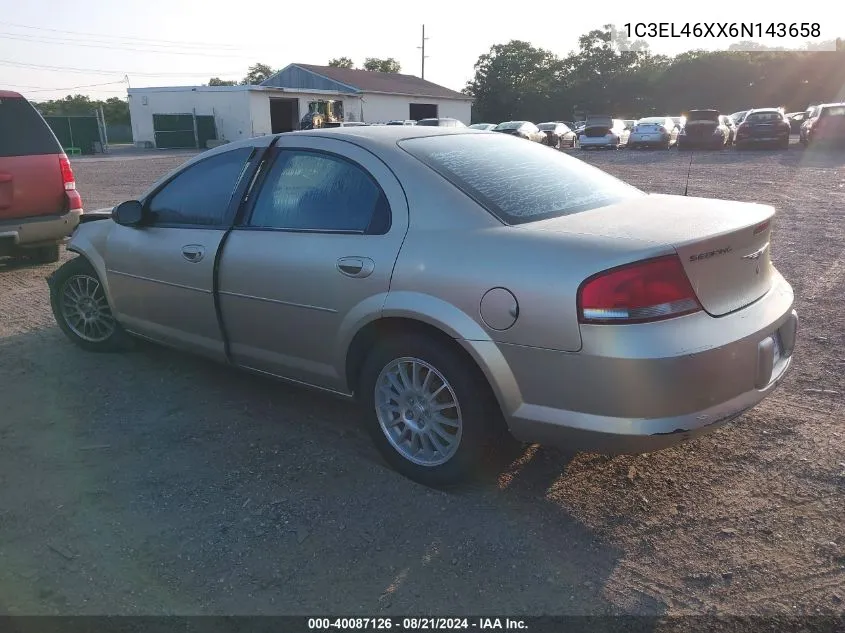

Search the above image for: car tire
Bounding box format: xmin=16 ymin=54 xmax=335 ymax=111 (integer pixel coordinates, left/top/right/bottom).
xmin=49 ymin=256 xmax=134 ymax=353
xmin=358 ymin=333 xmax=502 ymax=487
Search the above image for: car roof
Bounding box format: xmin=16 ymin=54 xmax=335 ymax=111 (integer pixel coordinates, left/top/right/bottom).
xmin=0 ymin=90 xmax=24 ymax=99
xmin=746 ymin=108 xmax=783 ymax=114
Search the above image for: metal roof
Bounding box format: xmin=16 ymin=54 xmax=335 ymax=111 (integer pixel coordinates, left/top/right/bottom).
xmin=261 ymin=64 xmax=471 ymax=101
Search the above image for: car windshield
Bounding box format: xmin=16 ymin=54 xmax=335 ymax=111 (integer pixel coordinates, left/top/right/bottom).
xmin=822 ymin=105 xmax=845 ymax=117
xmin=400 ymin=133 xmax=643 ymax=225
xmin=688 ymin=111 xmax=720 ymax=122
xmin=537 ymin=123 xmax=557 ymax=131
xmin=494 ymin=121 xmax=524 ymax=130
xmin=416 ymin=119 xmax=440 ymax=126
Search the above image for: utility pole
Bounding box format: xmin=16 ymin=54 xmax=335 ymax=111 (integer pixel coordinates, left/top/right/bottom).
xmin=418 ymin=25 xmax=430 ymax=79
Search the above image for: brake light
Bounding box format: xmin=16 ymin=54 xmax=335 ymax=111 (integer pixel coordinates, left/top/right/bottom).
xmin=577 ymin=255 xmax=702 ymax=324
xmin=59 ymin=154 xmax=83 ymax=211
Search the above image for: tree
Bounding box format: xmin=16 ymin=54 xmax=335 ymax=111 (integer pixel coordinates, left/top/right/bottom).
xmin=33 ymin=94 xmax=129 ymax=125
xmin=208 ymin=77 xmax=237 ymax=86
xmin=328 ymin=57 xmax=355 ymax=68
xmin=464 ymin=40 xmax=563 ymax=123
xmin=363 ymin=58 xmax=401 ymax=73
xmin=241 ymin=63 xmax=276 ymax=85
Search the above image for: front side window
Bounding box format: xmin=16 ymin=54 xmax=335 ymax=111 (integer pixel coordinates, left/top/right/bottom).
xmin=145 ymin=147 xmax=253 ymax=226
xmin=400 ymin=133 xmax=643 ymax=225
xmin=247 ymin=150 xmax=390 ymax=234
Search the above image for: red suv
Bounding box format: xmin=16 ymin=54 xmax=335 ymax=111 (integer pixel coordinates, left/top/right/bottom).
xmin=0 ymin=91 xmax=82 ymax=263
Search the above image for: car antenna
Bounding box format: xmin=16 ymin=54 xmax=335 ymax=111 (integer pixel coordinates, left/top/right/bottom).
xmin=683 ymin=151 xmax=694 ymax=197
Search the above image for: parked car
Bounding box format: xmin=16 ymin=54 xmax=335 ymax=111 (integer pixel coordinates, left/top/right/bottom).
xmin=536 ymin=122 xmax=578 ymax=149
xmin=786 ymin=111 xmax=809 ymax=134
xmin=492 ymin=121 xmax=545 ymax=143
xmin=800 ymin=102 xmax=845 ymax=147
xmin=47 ymin=127 xmax=798 ymax=486
xmin=730 ymin=111 xmax=748 ymax=126
xmin=416 ymin=118 xmax=465 ymax=127
xmin=0 ymin=91 xmax=83 ymax=264
xmin=578 ymin=116 xmax=630 ymax=149
xmin=468 ymin=123 xmax=496 ymax=131
xmin=386 ymin=120 xmax=416 ymax=126
xmin=720 ymin=115 xmax=737 ymax=145
xmin=627 ymin=116 xmax=678 ymax=149
xmin=678 ymin=109 xmax=729 ymax=149
xmin=799 ymin=105 xmax=822 ymax=145
xmin=735 ymin=109 xmax=791 ymax=149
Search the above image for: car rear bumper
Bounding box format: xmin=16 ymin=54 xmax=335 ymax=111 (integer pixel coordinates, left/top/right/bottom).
xmin=579 ymin=136 xmax=620 ymax=148
xmin=628 ymin=135 xmax=670 ymax=147
xmin=678 ymin=136 xmax=724 ymax=148
xmin=0 ymin=209 xmax=82 ymax=251
xmin=494 ymin=274 xmax=797 ymax=454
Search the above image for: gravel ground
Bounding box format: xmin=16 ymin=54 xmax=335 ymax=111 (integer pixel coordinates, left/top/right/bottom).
xmin=0 ymin=144 xmax=843 ymax=620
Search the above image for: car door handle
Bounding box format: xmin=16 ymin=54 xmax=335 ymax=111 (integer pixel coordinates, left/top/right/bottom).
xmin=181 ymin=244 xmax=205 ymax=263
xmin=337 ymin=256 xmax=374 ymax=278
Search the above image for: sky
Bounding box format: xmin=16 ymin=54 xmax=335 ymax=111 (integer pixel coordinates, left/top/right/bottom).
xmin=1 ymin=0 xmax=842 ymax=101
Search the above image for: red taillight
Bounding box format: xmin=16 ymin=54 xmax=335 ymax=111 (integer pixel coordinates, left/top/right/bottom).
xmin=59 ymin=154 xmax=83 ymax=211
xmin=577 ymin=255 xmax=702 ymax=325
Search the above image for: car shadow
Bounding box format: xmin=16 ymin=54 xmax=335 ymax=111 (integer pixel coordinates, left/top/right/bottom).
xmin=0 ymin=327 xmax=666 ymax=623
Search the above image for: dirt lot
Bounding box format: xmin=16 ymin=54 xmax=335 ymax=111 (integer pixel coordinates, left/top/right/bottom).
xmin=0 ymin=146 xmax=843 ymax=621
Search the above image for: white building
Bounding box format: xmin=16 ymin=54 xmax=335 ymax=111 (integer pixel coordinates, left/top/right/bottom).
xmin=127 ymin=63 xmax=473 ymax=149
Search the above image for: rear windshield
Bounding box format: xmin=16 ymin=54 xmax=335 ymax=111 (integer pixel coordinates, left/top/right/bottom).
xmin=400 ymin=133 xmax=643 ymax=225
xmin=416 ymin=119 xmax=439 ymax=126
xmin=494 ymin=121 xmax=524 ymax=130
xmin=747 ymin=112 xmax=783 ymax=122
xmin=637 ymin=117 xmax=666 ymax=125
xmin=0 ymin=96 xmax=61 ymax=157
xmin=821 ymin=105 xmax=845 ymax=117
xmin=537 ymin=123 xmax=557 ymax=131
xmin=688 ymin=110 xmax=720 ymax=122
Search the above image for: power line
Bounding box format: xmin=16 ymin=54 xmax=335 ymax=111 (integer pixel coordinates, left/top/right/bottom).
xmin=0 ymin=58 xmax=243 ymax=77
xmin=16 ymin=80 xmax=128 ymax=93
xmin=0 ymin=32 xmax=256 ymax=58
xmin=0 ymin=20 xmax=241 ymax=49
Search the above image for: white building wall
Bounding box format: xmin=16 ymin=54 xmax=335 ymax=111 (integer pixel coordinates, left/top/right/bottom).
xmin=128 ymin=88 xmax=253 ymax=146
xmin=249 ymin=91 xmax=273 ymax=136
xmin=359 ymin=93 xmax=472 ymax=124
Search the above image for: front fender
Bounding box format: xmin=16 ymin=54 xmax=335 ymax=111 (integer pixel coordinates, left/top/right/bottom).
xmin=62 ymin=219 xmax=115 ymax=306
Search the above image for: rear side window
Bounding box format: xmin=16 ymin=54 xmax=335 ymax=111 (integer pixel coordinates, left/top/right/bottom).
xmin=145 ymin=147 xmax=253 ymax=226
xmin=0 ymin=96 xmax=61 ymax=157
xmin=400 ymin=133 xmax=643 ymax=225
xmin=247 ymin=150 xmax=390 ymax=234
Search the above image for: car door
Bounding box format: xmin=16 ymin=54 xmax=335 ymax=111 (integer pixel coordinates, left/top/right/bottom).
xmin=104 ymin=145 xmax=257 ymax=361
xmin=217 ymin=136 xmax=409 ymax=392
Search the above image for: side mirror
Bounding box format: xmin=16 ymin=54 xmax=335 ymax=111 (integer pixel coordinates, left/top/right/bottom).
xmin=112 ymin=200 xmax=145 ymax=227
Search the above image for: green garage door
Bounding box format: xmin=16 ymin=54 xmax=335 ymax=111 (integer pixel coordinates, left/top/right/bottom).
xmin=153 ymin=114 xmax=195 ymax=149
xmin=153 ymin=114 xmax=218 ymax=149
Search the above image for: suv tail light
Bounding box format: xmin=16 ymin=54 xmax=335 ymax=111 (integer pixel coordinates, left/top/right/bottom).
xmin=60 ymin=154 xmax=83 ymax=211
xmin=577 ymin=255 xmax=702 ymax=324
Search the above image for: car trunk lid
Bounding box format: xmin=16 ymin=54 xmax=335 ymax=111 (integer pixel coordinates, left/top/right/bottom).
xmin=584 ymin=115 xmax=613 ymax=137
xmin=520 ymin=193 xmax=776 ymax=316
xmin=0 ymin=94 xmax=66 ymax=221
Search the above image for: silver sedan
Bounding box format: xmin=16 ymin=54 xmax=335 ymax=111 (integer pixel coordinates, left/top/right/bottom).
xmin=49 ymin=127 xmax=798 ymax=486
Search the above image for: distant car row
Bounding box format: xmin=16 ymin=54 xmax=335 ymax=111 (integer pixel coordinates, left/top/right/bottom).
xmin=317 ymin=106 xmax=845 ymax=150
